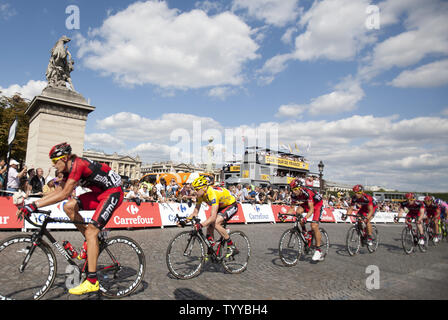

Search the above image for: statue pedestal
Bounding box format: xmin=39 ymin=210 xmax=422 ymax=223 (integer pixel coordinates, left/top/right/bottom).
xmin=25 ymin=87 xmax=95 ymax=174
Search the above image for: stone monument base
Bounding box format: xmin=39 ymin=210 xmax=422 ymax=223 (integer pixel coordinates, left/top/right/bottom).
xmin=25 ymin=86 xmax=95 ymax=175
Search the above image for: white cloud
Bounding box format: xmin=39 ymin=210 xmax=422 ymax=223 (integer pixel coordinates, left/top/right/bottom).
xmin=276 ymin=77 xmax=365 ymax=117
xmin=360 ymin=0 xmax=448 ymax=81
xmin=84 ymin=133 xmax=125 ymax=149
xmin=232 ymin=0 xmax=301 ymax=27
xmin=259 ymin=0 xmax=375 ymax=81
xmin=0 ymin=80 xmax=46 ymax=100
xmin=0 ymin=2 xmax=16 ymax=20
xmin=390 ymin=59 xmax=448 ymax=88
xmin=76 ymin=1 xmax=259 ymax=90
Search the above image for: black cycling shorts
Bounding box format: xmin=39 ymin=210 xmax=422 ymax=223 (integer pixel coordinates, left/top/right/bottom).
xmin=217 ymin=202 xmax=238 ymax=221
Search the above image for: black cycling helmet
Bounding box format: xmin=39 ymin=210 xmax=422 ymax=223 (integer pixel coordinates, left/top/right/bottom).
xmin=49 ymin=142 xmax=72 ymax=159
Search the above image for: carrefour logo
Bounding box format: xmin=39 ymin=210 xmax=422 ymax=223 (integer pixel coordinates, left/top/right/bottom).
xmin=179 ymin=204 xmax=187 ymax=213
xmin=126 ymin=204 xmax=139 ymax=215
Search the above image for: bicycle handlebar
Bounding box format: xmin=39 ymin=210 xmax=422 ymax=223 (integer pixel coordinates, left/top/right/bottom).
xmin=176 ymin=214 xmax=201 ymax=227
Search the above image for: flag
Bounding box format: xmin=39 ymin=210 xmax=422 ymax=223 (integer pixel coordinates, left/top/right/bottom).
xmin=306 ymin=141 xmax=311 ymax=152
xmin=279 ymin=142 xmax=289 ymax=151
xmin=8 ymin=117 xmax=18 ymax=146
xmin=295 ymin=143 xmax=299 ymax=153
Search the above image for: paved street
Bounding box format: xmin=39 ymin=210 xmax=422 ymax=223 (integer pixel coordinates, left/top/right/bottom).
xmin=1 ymin=222 xmax=448 ymax=300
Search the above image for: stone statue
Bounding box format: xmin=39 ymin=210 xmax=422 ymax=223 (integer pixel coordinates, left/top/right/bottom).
xmin=45 ymin=35 xmax=75 ymax=91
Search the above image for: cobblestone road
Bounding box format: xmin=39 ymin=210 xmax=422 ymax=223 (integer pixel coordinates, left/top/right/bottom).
xmin=1 ymin=222 xmax=447 ymax=301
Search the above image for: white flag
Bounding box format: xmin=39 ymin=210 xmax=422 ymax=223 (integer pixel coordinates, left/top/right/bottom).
xmin=8 ymin=118 xmax=18 ymax=145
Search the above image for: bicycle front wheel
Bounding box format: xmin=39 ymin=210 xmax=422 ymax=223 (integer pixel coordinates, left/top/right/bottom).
xmin=367 ymin=225 xmax=379 ymax=253
xmin=222 ymin=231 xmax=251 ymax=274
xmin=97 ymin=236 xmax=146 ymax=298
xmin=0 ymin=235 xmax=57 ymax=300
xmin=346 ymin=226 xmax=361 ymax=256
xmin=316 ymin=228 xmax=330 ymax=259
xmin=278 ymin=229 xmax=302 ymax=266
xmin=401 ymin=228 xmax=414 ymax=254
xmin=166 ymin=231 xmax=205 ymax=279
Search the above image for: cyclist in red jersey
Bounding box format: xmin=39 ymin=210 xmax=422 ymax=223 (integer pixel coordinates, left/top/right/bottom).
xmin=395 ymin=193 xmax=426 ymax=245
xmin=343 ymin=185 xmax=377 ymax=246
xmin=424 ymin=196 xmax=441 ymax=243
xmin=287 ymin=178 xmax=324 ymax=261
xmin=19 ymin=142 xmax=124 ymax=295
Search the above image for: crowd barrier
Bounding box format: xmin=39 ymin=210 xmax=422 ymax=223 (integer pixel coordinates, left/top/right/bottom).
xmin=0 ymin=196 xmax=398 ymax=230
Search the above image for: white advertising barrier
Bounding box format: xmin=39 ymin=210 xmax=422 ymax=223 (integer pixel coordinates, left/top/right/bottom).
xmin=372 ymin=211 xmax=396 ymax=223
xmin=241 ymin=204 xmax=275 ymax=223
xmin=24 ymin=198 xmax=94 ymax=230
xmin=332 ymin=209 xmax=351 ymax=223
xmin=158 ymin=202 xmax=207 ymax=227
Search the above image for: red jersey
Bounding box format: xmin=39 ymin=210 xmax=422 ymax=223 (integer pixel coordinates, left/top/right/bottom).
xmin=350 ymin=193 xmax=377 ymax=215
xmin=400 ymin=200 xmax=424 ymax=216
xmin=425 ymin=203 xmax=441 ymax=217
xmin=291 ymin=187 xmax=323 ymax=206
xmin=67 ymin=157 xmax=122 ymax=192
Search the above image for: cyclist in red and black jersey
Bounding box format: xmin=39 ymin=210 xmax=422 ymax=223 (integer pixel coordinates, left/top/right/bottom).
xmin=288 ymin=178 xmax=324 ymax=261
xmin=19 ymin=142 xmax=124 ymax=295
xmin=343 ymin=185 xmax=377 ymax=246
xmin=395 ymin=193 xmax=426 ymax=245
xmin=424 ymin=196 xmax=441 ymax=243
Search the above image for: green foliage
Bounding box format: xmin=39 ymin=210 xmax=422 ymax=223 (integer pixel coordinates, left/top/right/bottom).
xmin=0 ymin=94 xmax=30 ymax=163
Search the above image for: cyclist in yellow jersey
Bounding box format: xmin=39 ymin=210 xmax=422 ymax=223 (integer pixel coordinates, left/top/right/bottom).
xmin=187 ymin=176 xmax=239 ymax=257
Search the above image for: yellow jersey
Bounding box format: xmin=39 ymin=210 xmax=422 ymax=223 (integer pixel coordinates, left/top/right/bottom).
xmin=197 ymin=186 xmax=236 ymax=208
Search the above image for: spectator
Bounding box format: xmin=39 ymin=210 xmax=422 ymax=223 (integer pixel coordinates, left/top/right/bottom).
xmin=155 ymin=178 xmax=167 ymax=202
xmin=125 ymin=185 xmax=140 ymax=203
xmin=138 ymin=185 xmax=152 ymax=202
xmin=43 ymin=179 xmax=56 ymax=195
xmin=0 ymin=159 xmax=6 ymax=190
xmin=30 ymin=168 xmax=46 ymax=195
xmin=7 ymin=159 xmax=27 ymax=192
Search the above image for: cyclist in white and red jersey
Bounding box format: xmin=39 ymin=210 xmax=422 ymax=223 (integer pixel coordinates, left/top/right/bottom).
xmin=395 ymin=193 xmax=426 ymax=245
xmin=343 ymin=185 xmax=377 ymax=246
xmin=287 ymin=178 xmax=324 ymax=261
xmin=19 ymin=142 xmax=124 ymax=295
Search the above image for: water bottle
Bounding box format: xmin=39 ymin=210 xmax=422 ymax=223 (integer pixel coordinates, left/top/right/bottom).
xmin=63 ymin=241 xmax=78 ymax=259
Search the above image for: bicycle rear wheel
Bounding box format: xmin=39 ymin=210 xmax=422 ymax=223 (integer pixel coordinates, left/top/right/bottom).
xmin=166 ymin=231 xmax=205 ymax=279
xmin=346 ymin=226 xmax=361 ymax=256
xmin=367 ymin=226 xmax=379 ymax=253
xmin=278 ymin=229 xmax=302 ymax=266
xmin=401 ymin=228 xmax=414 ymax=254
xmin=0 ymin=235 xmax=57 ymax=300
xmin=97 ymin=236 xmax=146 ymax=298
xmin=221 ymin=231 xmax=250 ymax=274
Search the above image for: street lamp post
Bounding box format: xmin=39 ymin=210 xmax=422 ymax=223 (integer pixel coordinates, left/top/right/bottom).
xmin=318 ymin=160 xmax=324 ymax=194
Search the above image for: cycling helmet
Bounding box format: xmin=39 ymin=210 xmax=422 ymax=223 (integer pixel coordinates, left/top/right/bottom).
xmin=289 ymin=178 xmax=304 ymax=190
xmin=49 ymin=142 xmax=72 ymax=159
xmin=353 ymin=184 xmax=364 ymax=193
xmin=424 ymin=195 xmax=434 ymax=203
xmin=405 ymin=192 xmax=415 ymax=200
xmin=192 ymin=175 xmax=209 ymax=190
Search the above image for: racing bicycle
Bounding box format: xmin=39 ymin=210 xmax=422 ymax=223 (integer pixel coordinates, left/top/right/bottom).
xmin=277 ymin=212 xmax=329 ymax=266
xmin=166 ymin=214 xmax=250 ymax=279
xmin=341 ymin=214 xmax=379 ymax=256
xmin=395 ymin=216 xmax=428 ymax=254
xmin=0 ymin=210 xmax=145 ymax=300
xmin=424 ymin=217 xmax=440 ymax=246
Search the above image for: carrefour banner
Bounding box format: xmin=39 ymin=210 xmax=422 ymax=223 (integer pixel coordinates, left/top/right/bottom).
xmin=158 ymin=202 xmax=208 ymax=227
xmin=240 ymin=203 xmax=275 ymax=223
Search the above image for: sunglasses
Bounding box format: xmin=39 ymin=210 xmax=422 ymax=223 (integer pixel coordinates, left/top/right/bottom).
xmin=51 ymin=155 xmax=66 ymax=164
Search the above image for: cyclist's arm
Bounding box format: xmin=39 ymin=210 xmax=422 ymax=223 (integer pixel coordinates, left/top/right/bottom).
xmin=187 ymin=202 xmax=202 ymax=220
xmin=366 ymin=204 xmax=374 ymax=221
xmin=304 ymin=200 xmax=314 ymax=220
xmin=201 ymin=204 xmax=219 ymax=228
xmin=34 ymin=178 xmax=77 ymax=209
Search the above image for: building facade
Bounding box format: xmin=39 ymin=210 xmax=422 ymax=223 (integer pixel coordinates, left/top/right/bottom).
xmin=82 ymin=150 xmax=142 ymax=181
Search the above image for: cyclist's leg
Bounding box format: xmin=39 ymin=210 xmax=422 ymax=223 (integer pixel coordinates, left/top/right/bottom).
xmin=63 ymin=197 xmax=89 ymax=235
xmin=215 ymin=203 xmax=238 ymax=241
xmin=310 ymin=203 xmax=322 ymax=247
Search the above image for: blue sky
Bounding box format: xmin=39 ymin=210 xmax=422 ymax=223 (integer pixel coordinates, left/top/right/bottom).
xmin=1 ymin=0 xmax=448 ymax=192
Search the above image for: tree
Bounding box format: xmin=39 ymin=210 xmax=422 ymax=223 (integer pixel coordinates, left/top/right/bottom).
xmin=0 ymin=94 xmax=30 ymax=164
